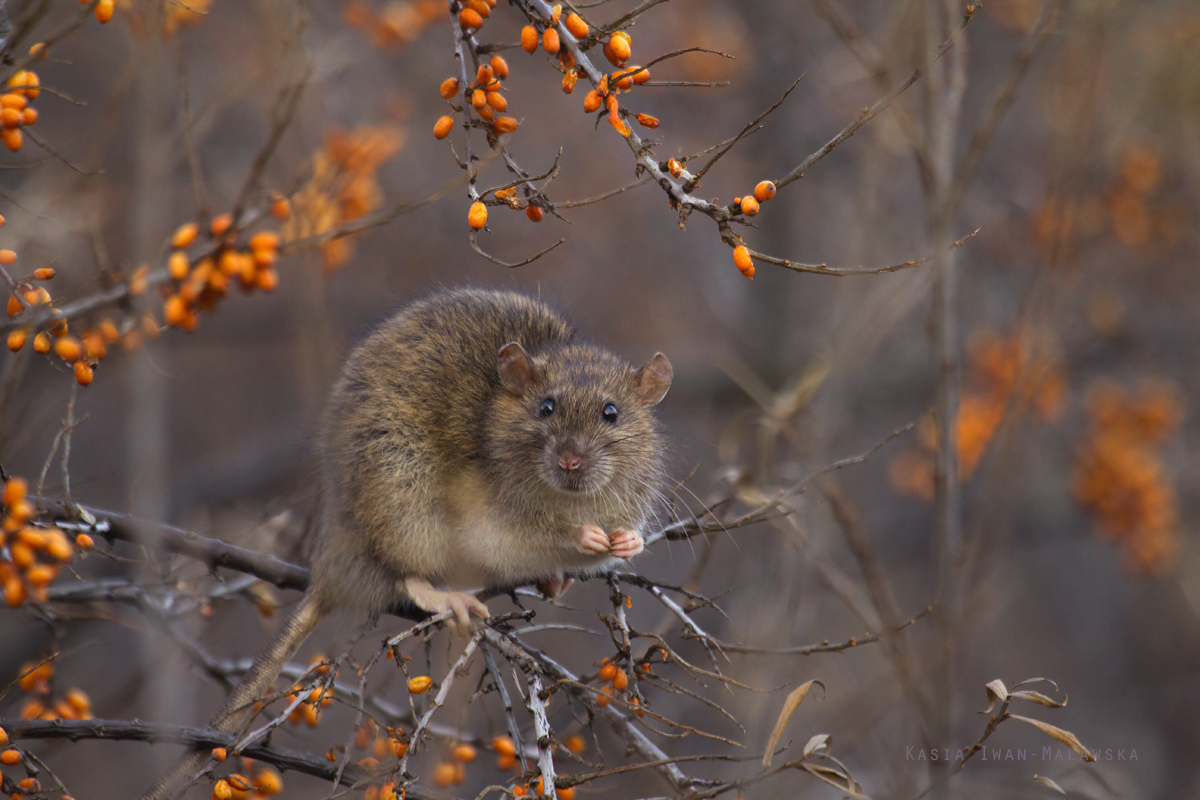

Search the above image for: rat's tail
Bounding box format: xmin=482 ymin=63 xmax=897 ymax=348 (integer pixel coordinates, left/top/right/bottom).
xmin=140 ymin=592 xmax=326 ymax=800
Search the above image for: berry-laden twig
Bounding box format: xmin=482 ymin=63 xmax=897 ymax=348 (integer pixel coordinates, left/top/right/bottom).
xmin=432 ymin=0 xmax=982 ymax=279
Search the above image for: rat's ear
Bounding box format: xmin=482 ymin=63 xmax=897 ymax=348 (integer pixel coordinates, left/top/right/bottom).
xmin=633 ymin=353 xmax=672 ymax=406
xmin=497 ymin=342 xmax=540 ymax=395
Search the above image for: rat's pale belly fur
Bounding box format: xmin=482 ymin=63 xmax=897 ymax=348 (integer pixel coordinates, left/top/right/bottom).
xmin=438 ymin=469 xmax=616 ymax=589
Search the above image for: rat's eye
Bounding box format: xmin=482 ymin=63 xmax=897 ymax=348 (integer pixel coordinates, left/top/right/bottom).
xmin=539 ymin=398 xmax=556 ymax=417
xmin=602 ymin=403 xmax=618 ymax=424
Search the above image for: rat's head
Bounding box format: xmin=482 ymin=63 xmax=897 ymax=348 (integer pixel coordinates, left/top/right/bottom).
xmin=489 ymin=340 xmax=672 ymax=497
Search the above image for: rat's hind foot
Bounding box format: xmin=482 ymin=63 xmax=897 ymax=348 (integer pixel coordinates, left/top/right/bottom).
xmin=575 ymin=524 xmax=611 ymax=555
xmin=608 ymin=529 xmax=644 ymax=559
xmin=403 ymin=577 xmax=489 ymax=636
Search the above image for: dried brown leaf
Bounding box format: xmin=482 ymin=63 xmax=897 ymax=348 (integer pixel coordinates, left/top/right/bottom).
xmin=983 ymin=679 xmax=1008 ymax=713
xmin=762 ymin=679 xmax=824 ymax=766
xmin=1012 ymin=690 xmax=1067 ymax=708
xmin=1011 ymin=715 xmax=1094 ymax=761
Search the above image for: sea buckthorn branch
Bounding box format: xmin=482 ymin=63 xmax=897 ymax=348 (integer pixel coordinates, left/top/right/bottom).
xmin=58 ymin=506 xmax=314 ymax=593
xmin=394 ymin=633 xmax=480 ymax=783
xmin=480 ymin=644 xmax=531 ymax=774
xmin=503 ymin=0 xmax=980 ymax=279
xmin=0 ymin=717 xmax=388 ymax=787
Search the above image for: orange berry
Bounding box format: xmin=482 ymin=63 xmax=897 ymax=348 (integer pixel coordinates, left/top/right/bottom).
xmin=1 ymin=748 xmax=20 ymax=765
xmin=564 ymin=734 xmax=585 ymax=753
xmin=7 ymin=294 xmax=22 ymax=316
xmin=354 ymin=720 xmax=376 ymax=750
xmin=210 ymin=213 xmax=233 ymax=237
xmin=270 ymin=196 xmax=291 ymax=220
xmin=168 ymin=251 xmax=190 ymax=280
xmin=249 ymin=231 xmax=279 ymax=252
xmin=434 ymin=115 xmax=454 ymax=139
xmin=73 ymin=360 xmax=93 ymax=385
xmin=562 ymin=69 xmax=578 ymax=94
xmin=74 ymin=533 xmax=94 ymax=550
xmin=598 ymin=662 xmax=618 ymax=682
xmin=44 ymin=529 xmax=73 ymax=560
xmin=543 ymin=27 xmax=560 ymax=54
xmin=525 ymin=204 xmax=543 ymax=222
xmin=596 ymin=685 xmax=614 ymax=706
xmin=390 ymin=738 xmax=408 ymax=757
xmin=631 ymin=65 xmax=650 ymax=84
xmin=172 ymin=222 xmax=198 ymax=249
xmin=490 ymin=55 xmax=509 ymax=79
xmin=10 ymin=539 xmax=33 ymax=567
xmin=739 ymin=196 xmax=760 ymax=216
xmin=7 ymin=329 xmax=25 ymax=351
xmin=609 ymin=114 xmax=631 ymax=137
xmin=211 ymin=747 xmax=227 ymax=762
xmin=635 ymin=113 xmax=659 ymax=129
xmin=610 ymin=31 xmax=631 ymax=60
xmin=511 ymin=786 xmax=528 ymax=797
xmin=477 ymin=65 xmax=494 ymax=85
xmin=583 ymin=90 xmax=602 ymax=112
xmin=32 ymin=267 xmax=53 ymax=281
xmin=560 ymin=788 xmax=576 ymax=800
xmin=471 ymin=89 xmax=486 ymax=109
xmin=476 ymin=103 xmax=495 ymax=122
xmin=464 ymin=0 xmax=490 ymax=17
xmin=5 ymin=577 xmax=25 ymax=607
xmin=4 ymin=477 xmax=26 ymax=508
xmin=492 ymin=736 xmax=517 ymax=757
xmin=408 ymin=675 xmax=434 ymax=693
xmin=32 ymin=331 xmax=50 ymax=353
xmin=550 ymin=3 xmax=562 ymax=23
xmin=733 ymin=245 xmax=754 ymax=278
xmin=212 ymin=780 xmax=233 ymax=800
xmin=83 ymin=332 xmax=106 ymax=360
xmin=521 ymin=25 xmax=539 ymax=53
xmin=453 ymin=743 xmax=477 ymax=763
xmin=486 ymin=91 xmax=507 ymax=112
xmin=439 ymin=77 xmax=459 ymax=99
xmin=0 ymin=94 xmax=25 ymax=110
xmin=467 ymin=202 xmax=488 ymax=230
xmin=54 ymin=336 xmax=80 ymax=362
xmin=433 ymin=762 xmax=457 ymax=787
xmin=493 ymin=117 xmax=518 ymax=134
xmin=565 ymin=12 xmax=589 ymax=39
xmin=256 ymin=267 xmax=279 ymax=292
xmin=0 ymin=727 xmax=6 ymax=746
xmin=458 ymin=8 xmax=482 ymax=29
xmin=0 ymin=250 xmax=15 ymax=266
xmin=612 ymin=668 xmax=629 ymax=691
xmin=99 ymin=319 xmax=119 ymax=342
xmin=164 ymin=295 xmax=187 ymax=327
xmin=28 ymin=43 xmax=47 ymax=61
xmin=754 ymin=181 xmax=777 ymax=202
xmin=254 ymin=769 xmax=282 ymax=795
xmin=94 ymin=0 xmax=114 ymax=23
xmin=1 ymin=107 xmax=23 ymax=128
xmin=497 ymin=753 xmax=517 ymax=770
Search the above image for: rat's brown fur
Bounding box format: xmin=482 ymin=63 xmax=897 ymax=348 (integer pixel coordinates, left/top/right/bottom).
xmin=142 ymin=288 xmax=671 ymax=799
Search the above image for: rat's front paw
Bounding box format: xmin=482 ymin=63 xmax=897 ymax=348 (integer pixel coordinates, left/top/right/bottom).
xmin=608 ymin=529 xmax=644 ymax=559
xmin=575 ymin=524 xmax=611 ymax=555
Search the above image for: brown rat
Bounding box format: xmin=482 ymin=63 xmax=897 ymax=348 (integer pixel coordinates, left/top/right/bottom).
xmin=143 ymin=287 xmax=672 ymax=799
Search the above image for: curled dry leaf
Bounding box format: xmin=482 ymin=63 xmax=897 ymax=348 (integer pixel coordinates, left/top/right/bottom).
xmin=983 ymin=679 xmax=1008 ymax=713
xmin=1010 ymin=715 xmax=1095 ymax=761
xmin=1033 ymin=775 xmax=1069 ymax=797
xmin=1011 ymin=690 xmax=1067 ymax=708
xmin=762 ymin=679 xmax=824 ymax=766
xmin=802 ymin=733 xmax=830 ymax=757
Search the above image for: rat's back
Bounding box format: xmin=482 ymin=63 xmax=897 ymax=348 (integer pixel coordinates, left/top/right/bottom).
xmin=313 ymin=289 xmax=574 ymax=609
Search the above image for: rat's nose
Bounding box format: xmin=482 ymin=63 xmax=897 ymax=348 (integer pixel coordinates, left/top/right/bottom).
xmin=558 ymin=451 xmax=583 ymax=472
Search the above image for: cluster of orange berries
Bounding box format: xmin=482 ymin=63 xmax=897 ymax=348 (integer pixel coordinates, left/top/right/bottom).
xmin=0 ymin=728 xmax=68 ymax=800
xmin=343 ymin=717 xmax=410 ymax=786
xmin=1 ymin=477 xmax=92 ymax=607
xmin=161 ymin=217 xmax=283 ymax=333
xmin=4 ymin=248 xmax=112 ymax=385
xmin=434 ymin=55 xmax=518 ymax=141
xmin=343 ymin=0 xmax=442 ymax=49
xmin=210 ymin=763 xmax=282 ymax=800
xmin=890 ymin=331 xmax=1065 ymax=501
xmin=1073 ymin=380 xmax=1181 ymax=573
xmin=10 ymin=656 xmax=95 ymax=727
xmin=277 ymin=656 xmax=335 ymax=727
xmin=726 ymin=183 xmax=777 ymax=280
xmin=1 ymin=67 xmax=42 ymax=153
